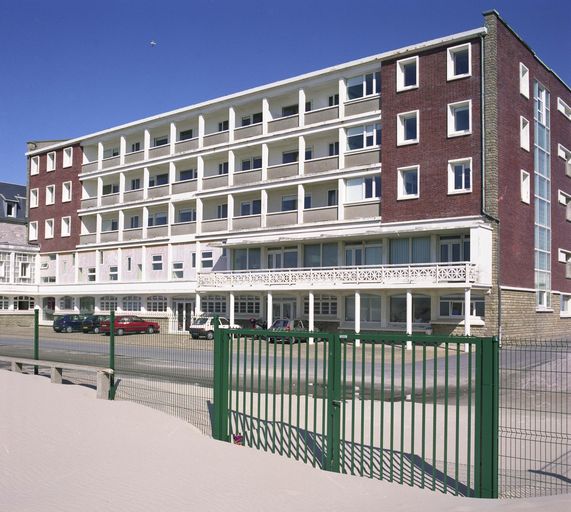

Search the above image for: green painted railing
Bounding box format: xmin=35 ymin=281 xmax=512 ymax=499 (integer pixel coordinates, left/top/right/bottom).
xmin=213 ymin=327 xmax=498 ymax=498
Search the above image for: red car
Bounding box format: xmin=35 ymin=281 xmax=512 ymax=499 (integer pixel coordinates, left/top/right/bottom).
xmin=100 ymin=315 xmax=160 ymax=336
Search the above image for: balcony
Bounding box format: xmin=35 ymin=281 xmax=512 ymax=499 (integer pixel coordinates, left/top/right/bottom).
xmin=79 ymin=234 xmax=97 ymax=245
xmin=303 ymin=206 xmax=337 ymax=223
xmin=268 ymin=115 xmax=299 ymax=133
xmin=304 ymin=156 xmax=338 ymax=174
xmin=233 ymin=215 xmax=261 ymax=230
xmin=100 ymin=231 xmax=119 ymax=243
xmin=171 ymin=222 xmax=197 ymax=236
xmin=267 ymin=162 xmax=298 ymax=179
xmin=344 ymin=148 xmax=380 ymax=168
xmin=101 ymin=193 xmax=120 ymax=207
xmin=198 ymin=263 xmax=478 ymax=291
xmin=203 ymin=175 xmax=228 ymax=190
xmin=82 ymin=162 xmax=98 ymax=173
xmin=344 ymin=202 xmax=379 ymax=219
xmin=202 ymin=218 xmax=228 ymax=233
xmin=266 ymin=211 xmax=297 ymax=227
xmin=203 ymin=131 xmax=229 ymax=147
xmin=123 ymin=228 xmax=143 ymax=241
xmin=147 ymin=225 xmax=168 ymax=238
xmin=148 ymin=184 xmax=169 ymax=199
xmin=123 ymin=189 xmax=144 ymax=203
xmin=234 ymin=124 xmax=262 ymax=141
xmin=125 ymin=151 xmax=144 ymax=165
xmin=305 ymin=106 xmax=339 ymax=125
xmin=81 ymin=198 xmax=97 ymax=209
xmin=172 ymin=180 xmax=197 ymax=195
xmin=344 ymin=96 xmax=380 ymax=117
xmin=102 ymin=156 xmax=120 ymax=169
xmin=149 ymin=145 xmax=171 ymax=160
xmin=175 ymin=138 xmax=199 ymax=154
xmin=233 ymin=169 xmax=262 ymax=186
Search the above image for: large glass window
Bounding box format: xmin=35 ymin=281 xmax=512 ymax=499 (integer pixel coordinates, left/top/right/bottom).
xmin=345 ymin=294 xmax=381 ymax=322
xmin=346 ymin=72 xmax=381 ymax=100
xmin=347 ymin=124 xmax=382 ymax=150
xmin=439 ymin=235 xmax=470 ymax=262
xmin=303 ymin=243 xmax=337 ymax=267
xmin=304 ymin=295 xmax=338 ymax=316
xmin=100 ymin=296 xmax=117 ymax=311
xmin=389 ymin=237 xmax=431 ymax=264
xmin=390 ymin=295 xmax=431 ymax=323
xmin=122 ymin=296 xmax=142 ymax=311
xmin=233 ymin=248 xmax=261 ymax=270
xmin=346 ymin=176 xmax=381 ymax=202
xmin=147 ymin=295 xmax=167 ymax=312
xmin=439 ymin=295 xmax=485 ymax=318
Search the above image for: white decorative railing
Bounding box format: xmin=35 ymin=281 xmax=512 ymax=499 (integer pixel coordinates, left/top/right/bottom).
xmin=198 ymin=263 xmax=478 ymax=289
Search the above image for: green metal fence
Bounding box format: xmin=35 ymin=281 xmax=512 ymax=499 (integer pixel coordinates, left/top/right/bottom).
xmin=213 ymin=326 xmax=499 ymax=498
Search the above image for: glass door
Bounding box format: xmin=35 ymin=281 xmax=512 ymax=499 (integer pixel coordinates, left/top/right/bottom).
xmin=345 ymin=245 xmax=363 ymax=266
xmin=272 ymin=300 xmax=297 ymax=320
xmin=268 ymin=250 xmax=283 ymax=269
xmin=174 ymin=300 xmax=194 ymax=331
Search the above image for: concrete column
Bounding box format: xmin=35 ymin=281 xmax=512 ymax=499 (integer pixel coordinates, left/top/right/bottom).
xmin=262 ymin=98 xmax=270 ymax=134
xmin=119 ymin=136 xmax=126 ymax=166
xmin=96 ymin=214 xmax=102 ymax=244
xmin=338 ymin=127 xmax=346 ymax=169
xmin=96 ymin=177 xmax=103 ymax=207
xmin=119 ymin=172 xmax=126 ymax=202
xmin=354 ymin=291 xmax=361 ymax=347
xmin=117 ymin=247 xmax=122 ymax=282
xmin=229 ymin=292 xmax=235 ymax=325
xmin=227 ymin=193 xmax=234 ymax=231
xmin=142 ymin=207 xmax=149 ymax=239
xmin=308 ymin=291 xmax=315 ymax=345
xmin=141 ymin=246 xmax=147 ymax=282
xmin=297 ymin=184 xmax=304 ymax=224
xmin=338 ymin=78 xmax=346 ymax=118
xmin=196 ymin=198 xmax=203 ymax=234
xmin=228 ymin=150 xmax=235 ymax=187
xmin=464 ymin=287 xmax=472 ymax=337
xmin=118 ymin=210 xmax=124 ymax=242
xmin=74 ymin=252 xmax=79 ymax=284
xmin=95 ymin=250 xmax=101 ymax=282
xmin=298 ymin=88 xmax=306 ymax=128
xmin=261 ymin=189 xmax=268 ymax=228
xmin=168 ymin=161 xmax=176 ymax=194
xmin=337 ymin=177 xmax=345 ymax=221
xmin=169 ymin=122 xmax=177 ymax=154
xmin=228 ymin=107 xmax=235 ymax=143
xmin=97 ymin=142 xmax=104 ymax=167
xmin=266 ymin=292 xmax=273 ymax=329
xmin=299 ymin=136 xmax=305 ymax=176
xmin=8 ymin=252 xmax=15 ymax=283
xmin=167 ymin=243 xmax=172 ymax=281
xmin=195 ymin=293 xmax=202 ymax=316
xmin=261 ymin=143 xmax=268 ymax=181
xmin=143 ymin=167 xmax=150 ymax=200
xmin=143 ymin=129 xmax=150 ymax=160
xmin=168 ymin=203 xmax=175 ymax=237
xmin=197 ymin=156 xmax=204 ymax=192
xmin=55 ymin=254 xmax=60 ymax=284
xmin=198 ymin=115 xmax=205 ymax=148
xmin=406 ymin=290 xmax=413 ymax=348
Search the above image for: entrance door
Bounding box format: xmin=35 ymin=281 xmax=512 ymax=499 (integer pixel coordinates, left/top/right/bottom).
xmin=174 ymin=301 xmax=194 ymax=331
xmin=345 ymin=245 xmax=363 ymax=266
xmin=272 ymin=300 xmax=297 ymax=321
xmin=267 ymin=250 xmax=283 ymax=269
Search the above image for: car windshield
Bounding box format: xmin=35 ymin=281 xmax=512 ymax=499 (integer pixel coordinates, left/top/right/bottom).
xmin=195 ymin=318 xmax=209 ymax=325
xmin=271 ymin=320 xmax=289 ymax=329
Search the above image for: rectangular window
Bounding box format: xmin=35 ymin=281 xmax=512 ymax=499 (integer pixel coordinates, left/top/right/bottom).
xmin=217 ymin=204 xmax=228 ymax=219
xmin=557 ymin=97 xmax=571 ymax=121
xmin=46 ymin=185 xmax=55 ymax=205
xmin=87 ymin=267 xmax=96 ymax=282
xmin=47 ymin=152 xmax=56 ymax=171
xmin=103 ymin=147 xmax=119 ymax=158
xmin=218 ymin=162 xmax=229 ymax=175
xmin=448 ymin=158 xmax=472 ymax=194
xmin=45 ymin=219 xmax=54 ymax=239
xmin=19 ymin=262 xmax=30 ymax=279
xmin=149 ymin=174 xmax=169 ymax=187
xmin=5 ymin=202 xmax=16 ymax=217
xmin=127 ymin=257 xmax=132 ymax=272
xmin=447 ymin=43 xmax=471 ymax=80
xmin=327 ymin=189 xmax=338 ymax=206
xmin=282 ymin=151 xmax=298 ymax=164
xmin=179 ymin=129 xmax=194 ymax=141
xmin=232 ymin=248 xmax=261 ymax=270
xmin=398 ymin=165 xmax=419 ymax=200
xmin=109 ymin=266 xmax=118 ymax=281
xmin=305 ymin=146 xmax=313 ymax=160
xmin=62 ymin=181 xmax=72 ymax=202
xmin=396 ymin=56 xmax=418 ymax=91
xmin=30 ymin=188 xmax=39 ymax=208
xmin=148 ymin=212 xmax=167 ymax=227
xmin=240 ymin=200 xmax=261 ymax=216
xmin=240 ymin=156 xmax=262 ymax=171
xmin=131 ymin=142 xmax=141 ymax=152
xmin=447 ymin=100 xmax=471 ymax=137
xmin=130 ymin=178 xmax=141 ymax=190
xmin=172 ymin=262 xmax=184 ymax=279
xmin=561 ymin=294 xmax=571 ymax=316
xmin=397 ymin=110 xmax=419 ymax=145
xmin=281 ymin=195 xmax=297 ymax=211
xmin=31 ymin=156 xmax=39 ymax=175
xmin=61 ymin=217 xmax=71 ymax=237
xmin=153 ymin=135 xmax=169 ymax=147
xmin=201 ymin=251 xmax=213 ymax=268
xmin=102 ymin=218 xmax=118 ymax=231
xmin=281 ymin=104 xmax=299 ymax=117
xmin=129 ymin=215 xmax=140 ymax=229
xmin=179 ymin=169 xmax=197 ymax=181
xmin=152 ymin=255 xmax=163 ymax=271
xmin=519 ymin=63 xmax=530 ymax=98
xmin=328 ymin=142 xmax=339 ymax=156
xmin=241 ymin=112 xmax=263 ymax=126
xmin=218 ymin=120 xmax=229 ymax=132
xmin=29 ymin=221 xmax=38 ymax=240
xmin=558 ymin=144 xmax=571 ymax=177
xmin=346 ymin=72 xmax=381 ymax=100
xmin=63 ymin=147 xmax=73 ymax=167
xmin=520 ymin=116 xmax=530 ymax=151
xmin=347 ymin=123 xmax=382 ymax=150
xmin=346 ymin=176 xmax=381 ymax=202
xmin=178 ymin=209 xmax=196 ymax=223
xmin=521 ymin=170 xmax=531 ymax=204
xmin=328 ymin=94 xmax=339 ymax=107
xmin=102 ymin=184 xmax=119 ymax=195
xmin=304 ymin=195 xmax=312 ymax=209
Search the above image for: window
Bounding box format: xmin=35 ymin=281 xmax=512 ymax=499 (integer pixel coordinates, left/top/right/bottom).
xmin=149 ymin=174 xmax=169 ymax=187
xmin=19 ymin=262 xmax=30 ymax=279
xmin=235 ymin=296 xmax=261 ymax=315
xmin=389 ymin=237 xmax=430 ymax=264
xmin=281 ymin=104 xmax=298 ymax=117
xmin=61 ymin=217 xmax=71 ymax=237
xmin=328 ymin=142 xmax=339 ymax=156
xmin=172 ymin=262 xmax=184 ymax=279
xmin=519 ymin=63 xmax=529 ymax=98
xmin=241 ymin=112 xmax=262 ymax=126
xmin=13 ymin=296 xmax=34 ymax=311
xmin=447 ymin=100 xmax=471 ymax=137
xmin=397 ymin=110 xmax=419 ymax=145
xmin=100 ymin=296 xmax=117 ymax=311
xmin=29 ymin=221 xmax=38 ymax=240
xmin=152 ymin=255 xmax=163 ymax=271
xmin=347 ymin=123 xmax=382 ymax=150
xmin=5 ymin=201 xmax=17 ymax=217
xmin=179 ymin=168 xmax=197 ymax=181
xmin=47 ymin=152 xmax=56 ymax=171
xmin=327 ymin=189 xmax=338 ymax=206
xmin=520 ymin=116 xmax=530 ymax=151
xmin=147 ymin=295 xmax=167 ymax=312
xmin=103 ymin=147 xmax=119 ymax=159
xmin=202 ymin=296 xmax=227 ymax=314
xmin=0 ymin=296 xmax=8 ymax=309
xmin=130 ymin=142 xmax=141 ymax=152
xmin=218 ymin=162 xmax=229 ymax=175
xmin=217 ymin=204 xmax=228 ymax=219
xmin=31 ymin=156 xmax=39 ymax=175
xmin=102 ymin=183 xmax=119 ymax=195
xmin=559 ymin=250 xmax=571 ymax=279
xmin=440 ymin=295 xmax=485 ymax=318
xmin=178 ymin=209 xmax=196 ymax=223
xmin=328 ymin=94 xmax=339 ymax=106
xmin=439 ymin=235 xmax=470 ymax=262
xmin=396 ymin=56 xmax=418 ymax=91
xmin=63 ymin=147 xmax=73 ymax=167
xmin=345 ymin=294 xmax=381 ymax=322
xmin=447 ymin=43 xmax=471 ymax=80
xmin=62 ymin=181 xmax=72 ymax=202
xmin=102 ymin=218 xmax=118 ymax=232
xmin=217 ymin=120 xmax=229 ymax=132
xmin=179 ymin=129 xmax=194 ymax=141
xmin=122 ymin=296 xmax=141 ymax=311
xmin=521 ymin=170 xmax=531 ymax=204
xmin=390 ymin=294 xmax=431 ymax=323
xmin=153 ymin=135 xmax=168 ymax=147
xmin=557 ymin=97 xmax=571 ymax=121
xmin=398 ymin=165 xmax=419 ymax=200
xmin=109 ymin=266 xmax=118 ymax=281
xmin=130 ymin=178 xmax=141 ymax=190
xmin=346 ymin=72 xmax=381 ymax=100
xmin=129 ymin=215 xmax=140 ymax=229
xmin=87 ymin=267 xmax=96 ymax=282
xmin=304 ymin=195 xmax=312 ymax=209
xmin=282 ymin=150 xmax=298 ymax=164
xmin=232 ymin=248 xmax=261 ymax=270
xmin=304 ymin=295 xmax=338 ymax=316
xmin=304 ymin=146 xmax=313 ymax=160
xmin=240 ymin=200 xmax=261 ymax=216
xmin=448 ymin=158 xmax=472 ymax=194
xmin=29 ymin=188 xmax=39 ymax=208
xmin=148 ymin=212 xmax=167 ymax=226
xmin=558 ymin=144 xmax=571 ymax=177
xmin=304 ymin=101 xmax=312 ymax=112
xmin=561 ymin=294 xmax=571 ymax=317
xmin=45 ymin=219 xmax=54 ymax=239
xmin=346 ymin=176 xmax=381 ymax=202
xmin=281 ymin=195 xmax=297 ymax=211
xmin=201 ymin=251 xmax=213 ymax=268
xmin=303 ymin=243 xmax=338 ymax=267
xmin=46 ymin=185 xmax=55 ymax=205
xmin=240 ymin=156 xmax=262 ymax=171
xmin=127 ymin=257 xmax=132 ymax=272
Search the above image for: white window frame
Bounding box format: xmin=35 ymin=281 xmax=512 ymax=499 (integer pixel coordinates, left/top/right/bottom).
xmin=520 ymin=116 xmax=530 ymax=151
xmin=345 ymin=176 xmax=381 ymax=203
xmin=447 ymin=157 xmax=472 ymax=195
xmin=557 ymin=97 xmax=571 ymax=121
xmin=29 ymin=221 xmax=38 ymax=241
xmin=172 ymin=261 xmax=184 ymax=279
xmin=153 ymin=135 xmax=169 ymax=147
xmin=520 ymin=170 xmax=531 ymax=204
xmin=396 ymin=56 xmax=419 ymax=92
xmin=447 ymin=43 xmax=471 ymax=81
xmin=19 ymin=262 xmax=30 ymax=279
xmin=45 ymin=219 xmax=54 ymax=239
xmin=46 ymin=185 xmax=55 ymax=205
xmin=30 ymin=188 xmax=39 ymax=208
xmin=561 ymin=294 xmax=571 ymax=317
xmin=447 ymin=100 xmax=472 ymax=137
xmin=62 ymin=181 xmax=72 ymax=202
xmin=519 ymin=63 xmax=530 ymax=99
xmin=63 ymin=147 xmax=73 ymax=168
xmin=5 ymin=201 xmax=17 ymax=218
xmin=151 ymin=254 xmax=163 ymax=271
xmin=61 ymin=216 xmax=71 ymax=237
xmin=557 ymin=190 xmax=571 ymax=222
xmin=30 ymin=156 xmax=39 ymax=175
xmin=397 ymin=110 xmax=419 ymax=146
xmin=397 ymin=165 xmax=420 ymax=200
xmin=47 ymin=152 xmax=56 ymax=172
xmin=557 ymin=144 xmax=571 ymax=177
xmin=346 ymin=123 xmax=382 ymax=151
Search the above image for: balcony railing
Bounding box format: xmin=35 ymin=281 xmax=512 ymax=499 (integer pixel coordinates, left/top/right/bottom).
xmin=198 ymin=262 xmax=477 ymax=290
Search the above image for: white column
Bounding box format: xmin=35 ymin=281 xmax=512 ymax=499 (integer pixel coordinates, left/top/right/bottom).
xmin=95 ymin=250 xmax=101 ymax=282
xmin=338 ymin=127 xmax=346 ymax=169
xmin=96 ymin=214 xmax=102 ymax=244
xmin=142 ymin=207 xmax=149 ymax=239
xmin=117 ymin=247 xmax=123 ymax=282
xmin=55 ymin=254 xmax=60 ymax=284
xmin=8 ymin=252 xmax=15 ymax=283
xmin=198 ymin=115 xmax=205 ymax=148
xmin=228 ymin=107 xmax=236 ymax=143
xmin=141 ymin=246 xmax=147 ymax=282
xmin=118 ymin=210 xmax=124 ymax=242
xmin=337 ymin=177 xmax=345 ymax=221
xmin=196 ymin=198 xmax=203 ymax=234
xmin=298 ymin=88 xmax=306 ymax=128
xmin=168 ymin=202 xmax=175 ymax=237
xmin=299 ymin=135 xmax=306 ymax=176
xmin=261 ymin=189 xmax=268 ymax=228
xmin=227 ymin=193 xmax=234 ymax=231
xmin=168 ymin=161 xmax=176 ymax=194
xmin=308 ymin=291 xmax=315 ymax=345
xmin=406 ymin=290 xmax=413 ymax=350
xmin=266 ymin=292 xmax=273 ymax=329
xmin=338 ymin=78 xmax=346 ymax=118
xmin=195 ymin=293 xmax=202 ymax=316
xmin=261 ymin=143 xmax=269 ymax=181
xmin=228 ymin=150 xmax=235 ymax=187
xmin=229 ymin=292 xmax=235 ymax=326
xmin=262 ymin=98 xmax=270 ymax=134
xmin=464 ymin=287 xmax=471 ymax=338
xmin=143 ymin=167 xmax=150 ymax=199
xmin=169 ymin=122 xmax=177 ymax=154
xmin=143 ymin=129 xmax=150 ymax=160
xmin=197 ymin=156 xmax=204 ymax=192
xmin=167 ymin=243 xmax=172 ymax=281
xmin=119 ymin=136 xmax=126 ymax=166
xmin=97 ymin=142 xmax=104 ymax=167
xmin=119 ymin=172 xmax=126 ymax=202
xmin=96 ymin=177 xmax=103 ymax=207
xmin=297 ymin=184 xmax=304 ymax=224
xmin=74 ymin=252 xmax=79 ymax=284
xmin=354 ymin=291 xmax=361 ymax=347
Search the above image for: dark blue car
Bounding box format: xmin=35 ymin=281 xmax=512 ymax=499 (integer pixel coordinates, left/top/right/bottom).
xmin=53 ymin=314 xmax=86 ymax=333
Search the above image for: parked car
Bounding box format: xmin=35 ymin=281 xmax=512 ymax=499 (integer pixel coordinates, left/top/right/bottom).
xmin=81 ymin=315 xmax=108 ymax=334
xmin=268 ymin=319 xmax=319 ymax=343
xmin=53 ymin=314 xmax=86 ymax=333
xmin=188 ymin=316 xmax=241 ymax=340
xmin=100 ymin=316 xmax=160 ymax=336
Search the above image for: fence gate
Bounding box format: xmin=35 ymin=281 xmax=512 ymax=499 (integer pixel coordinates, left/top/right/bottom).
xmin=213 ymin=327 xmax=498 ymax=498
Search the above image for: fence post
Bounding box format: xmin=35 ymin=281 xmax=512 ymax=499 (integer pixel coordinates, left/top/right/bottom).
xmin=213 ymin=316 xmax=229 ymax=441
xmin=109 ymin=310 xmax=116 ymax=400
xmin=325 ymin=334 xmax=342 ymax=472
xmin=33 ymin=307 xmax=39 ymax=375
xmin=474 ymin=335 xmax=499 ymax=498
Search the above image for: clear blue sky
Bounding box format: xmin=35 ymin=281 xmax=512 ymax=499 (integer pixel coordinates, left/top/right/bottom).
xmin=0 ymin=0 xmax=569 ymax=185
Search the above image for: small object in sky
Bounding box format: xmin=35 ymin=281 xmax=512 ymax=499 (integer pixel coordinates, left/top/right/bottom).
xmin=150 ymin=40 xmax=157 ymax=47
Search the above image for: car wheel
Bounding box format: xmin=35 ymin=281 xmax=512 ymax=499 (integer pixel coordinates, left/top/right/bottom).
xmin=117 ymin=328 xmax=124 ymax=336
xmin=66 ymin=326 xmax=72 ymax=333
xmin=206 ymin=331 xmax=214 ymax=340
xmin=146 ymin=326 xmax=155 ymax=334
xmin=93 ymin=327 xmax=100 ymax=334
